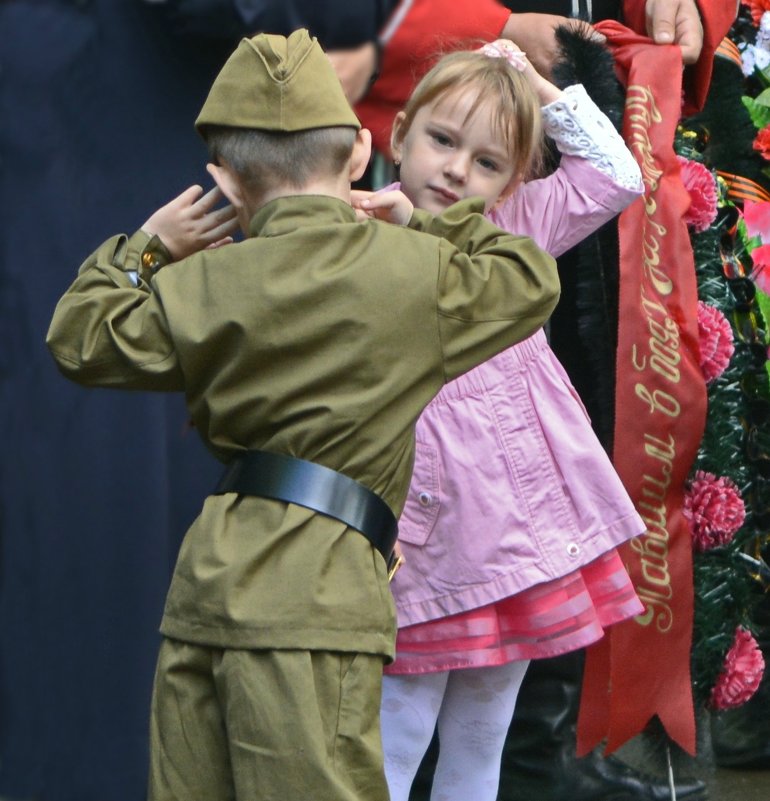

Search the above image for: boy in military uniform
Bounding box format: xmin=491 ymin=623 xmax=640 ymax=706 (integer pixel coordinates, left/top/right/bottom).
xmin=46 ymin=29 xmax=559 ymax=801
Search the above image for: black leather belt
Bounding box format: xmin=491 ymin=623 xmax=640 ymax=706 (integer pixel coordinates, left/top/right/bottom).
xmin=214 ymin=450 xmax=398 ymax=565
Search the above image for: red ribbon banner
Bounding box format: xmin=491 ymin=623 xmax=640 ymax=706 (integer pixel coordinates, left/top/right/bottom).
xmin=576 ymin=22 xmax=708 ymax=757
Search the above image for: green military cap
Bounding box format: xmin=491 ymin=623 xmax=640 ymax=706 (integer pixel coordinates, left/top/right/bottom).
xmin=195 ymin=28 xmax=361 ymax=133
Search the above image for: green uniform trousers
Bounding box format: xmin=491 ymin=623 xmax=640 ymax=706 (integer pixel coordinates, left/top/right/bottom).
xmin=148 ymin=638 xmax=388 ymax=801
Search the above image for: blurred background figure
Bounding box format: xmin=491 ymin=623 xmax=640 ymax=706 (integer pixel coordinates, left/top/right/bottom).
xmin=0 ymin=4 xmax=227 ymax=799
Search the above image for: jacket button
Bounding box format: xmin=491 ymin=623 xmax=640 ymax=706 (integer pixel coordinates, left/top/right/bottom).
xmin=567 ymin=542 xmax=580 ymax=557
xmin=418 ymin=491 xmax=433 ymax=507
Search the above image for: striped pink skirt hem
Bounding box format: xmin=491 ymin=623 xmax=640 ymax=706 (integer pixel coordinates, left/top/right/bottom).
xmin=385 ymin=548 xmax=642 ymax=674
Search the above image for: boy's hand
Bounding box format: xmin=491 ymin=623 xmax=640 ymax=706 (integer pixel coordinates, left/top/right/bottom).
xmin=350 ymin=189 xmax=414 ymax=226
xmin=142 ymin=185 xmax=239 ymax=261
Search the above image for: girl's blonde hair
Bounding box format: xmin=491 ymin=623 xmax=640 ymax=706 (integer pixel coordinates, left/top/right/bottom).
xmin=392 ymin=48 xmax=544 ymax=186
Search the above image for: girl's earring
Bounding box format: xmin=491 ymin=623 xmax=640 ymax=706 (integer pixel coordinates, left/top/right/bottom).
xmin=394 ymin=158 xmax=401 ymax=167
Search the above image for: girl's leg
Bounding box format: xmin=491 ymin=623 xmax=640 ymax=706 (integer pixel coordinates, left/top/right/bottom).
xmin=431 ymin=660 xmax=530 ymax=801
xmin=380 ymin=671 xmax=450 ymax=801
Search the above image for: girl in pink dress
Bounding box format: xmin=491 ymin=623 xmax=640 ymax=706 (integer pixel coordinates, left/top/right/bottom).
xmin=364 ymin=41 xmax=647 ymax=801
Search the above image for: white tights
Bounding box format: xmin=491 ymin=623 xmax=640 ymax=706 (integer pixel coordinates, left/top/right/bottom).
xmin=380 ymin=660 xmax=530 ymax=801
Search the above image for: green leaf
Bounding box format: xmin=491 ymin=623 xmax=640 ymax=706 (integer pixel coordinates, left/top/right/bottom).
xmin=742 ymin=95 xmax=770 ymax=129
xmin=755 ymin=87 xmax=770 ymax=107
xmin=756 ymin=288 xmax=770 ymax=344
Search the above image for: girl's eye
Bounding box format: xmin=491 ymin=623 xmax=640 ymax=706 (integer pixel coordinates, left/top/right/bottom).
xmin=478 ymin=158 xmax=498 ymax=171
xmin=431 ymin=132 xmax=452 ymax=147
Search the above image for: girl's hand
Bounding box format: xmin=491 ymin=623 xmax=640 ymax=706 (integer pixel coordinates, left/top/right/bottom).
xmin=142 ymin=185 xmax=239 ymax=261
xmin=350 ymin=189 xmax=414 ymax=226
xmin=481 ymin=38 xmax=564 ymax=107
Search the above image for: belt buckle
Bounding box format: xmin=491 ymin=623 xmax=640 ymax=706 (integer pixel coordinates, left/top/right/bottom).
xmin=387 ymin=552 xmax=405 ymax=582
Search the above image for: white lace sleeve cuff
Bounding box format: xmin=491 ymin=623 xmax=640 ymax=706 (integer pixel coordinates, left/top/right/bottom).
xmin=541 ymin=84 xmax=642 ymax=192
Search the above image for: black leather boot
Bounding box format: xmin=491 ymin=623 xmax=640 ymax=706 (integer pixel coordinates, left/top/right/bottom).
xmin=497 ymin=652 xmax=709 ymax=801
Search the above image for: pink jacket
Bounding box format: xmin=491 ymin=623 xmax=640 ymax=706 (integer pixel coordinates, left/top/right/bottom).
xmin=391 ymin=156 xmax=646 ymax=628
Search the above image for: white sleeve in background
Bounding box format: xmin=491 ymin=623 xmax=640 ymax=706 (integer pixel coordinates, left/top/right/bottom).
xmin=541 ymin=84 xmax=643 ymax=192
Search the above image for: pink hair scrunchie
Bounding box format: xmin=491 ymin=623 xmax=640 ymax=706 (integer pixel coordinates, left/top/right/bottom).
xmin=478 ymin=40 xmax=528 ymax=71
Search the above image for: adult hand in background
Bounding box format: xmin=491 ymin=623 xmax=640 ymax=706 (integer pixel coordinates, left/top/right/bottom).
xmin=500 ymin=13 xmax=604 ymax=78
xmin=644 ymin=0 xmax=703 ymax=64
xmin=327 ymin=41 xmax=379 ymax=104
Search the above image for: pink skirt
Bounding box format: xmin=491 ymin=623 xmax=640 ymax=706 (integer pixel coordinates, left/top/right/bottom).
xmin=385 ymin=548 xmax=642 ymax=674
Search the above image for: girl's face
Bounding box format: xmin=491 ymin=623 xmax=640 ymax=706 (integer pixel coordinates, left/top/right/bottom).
xmin=392 ymin=89 xmax=516 ymax=215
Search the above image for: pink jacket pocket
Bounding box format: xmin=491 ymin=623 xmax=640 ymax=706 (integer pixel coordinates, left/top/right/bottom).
xmin=398 ymin=441 xmax=441 ymax=546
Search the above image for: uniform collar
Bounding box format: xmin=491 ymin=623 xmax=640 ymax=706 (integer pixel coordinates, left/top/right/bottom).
xmin=248 ymin=195 xmax=357 ymax=238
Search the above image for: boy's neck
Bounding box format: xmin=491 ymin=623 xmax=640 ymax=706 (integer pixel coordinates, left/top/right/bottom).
xmin=255 ymin=174 xmax=352 ymax=212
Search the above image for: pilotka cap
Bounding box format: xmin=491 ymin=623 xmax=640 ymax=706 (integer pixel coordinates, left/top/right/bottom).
xmin=195 ymin=28 xmax=361 ymax=133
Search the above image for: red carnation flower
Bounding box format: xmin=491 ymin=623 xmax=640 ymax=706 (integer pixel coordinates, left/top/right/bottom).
xmin=711 ymin=627 xmax=765 ymax=710
xmin=697 ymin=301 xmax=735 ymax=383
xmin=753 ymin=125 xmax=770 ymax=160
xmin=676 ymin=156 xmax=717 ymax=232
xmin=683 ymin=470 xmax=746 ymax=552
xmin=744 ymin=0 xmax=770 ymax=26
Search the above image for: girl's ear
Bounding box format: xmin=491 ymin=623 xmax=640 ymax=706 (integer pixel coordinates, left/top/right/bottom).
xmin=390 ymin=111 xmax=408 ymax=164
xmin=349 ymin=128 xmax=373 ymax=182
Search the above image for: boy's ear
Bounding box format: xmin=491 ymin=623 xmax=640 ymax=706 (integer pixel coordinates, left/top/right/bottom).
xmin=206 ymin=162 xmax=245 ymax=211
xmin=390 ymin=111 xmax=407 ymax=164
xmin=349 ymin=128 xmax=373 ymax=183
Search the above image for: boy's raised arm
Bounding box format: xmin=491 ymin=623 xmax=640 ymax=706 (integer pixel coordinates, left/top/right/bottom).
xmin=46 ymin=184 xmax=239 ymax=389
xmin=45 ymin=229 xmax=185 ymax=390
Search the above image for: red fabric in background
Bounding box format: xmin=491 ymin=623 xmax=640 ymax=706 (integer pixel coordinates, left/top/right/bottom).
xmin=357 ymin=0 xmax=734 ymax=155
xmin=576 ymin=21 xmax=708 ymax=757
xmin=355 ymin=0 xmax=510 ymax=153
xmin=622 ymin=0 xmax=738 ymax=115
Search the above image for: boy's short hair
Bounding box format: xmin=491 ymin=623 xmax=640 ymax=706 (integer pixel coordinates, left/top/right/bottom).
xmin=202 ymin=125 xmax=357 ymax=195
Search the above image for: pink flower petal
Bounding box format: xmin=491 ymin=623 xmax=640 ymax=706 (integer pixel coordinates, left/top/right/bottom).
xmin=684 ymin=470 xmax=745 ymax=552
xmin=750 ymin=244 xmax=770 ymax=294
xmin=743 ymin=200 xmax=770 ymax=242
xmin=711 ymin=627 xmax=765 ymax=710
xmin=676 ymin=156 xmax=718 ymax=232
xmin=697 ymin=301 xmax=735 ymax=383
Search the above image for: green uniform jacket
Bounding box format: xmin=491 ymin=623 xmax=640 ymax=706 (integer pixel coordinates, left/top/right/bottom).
xmin=46 ymin=195 xmax=558 ymax=659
